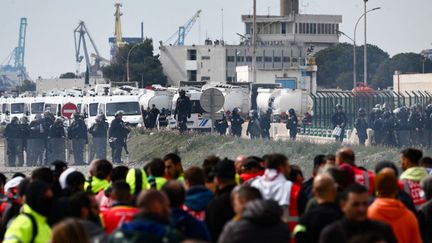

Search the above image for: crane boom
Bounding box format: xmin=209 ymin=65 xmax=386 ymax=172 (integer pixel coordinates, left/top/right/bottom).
xmin=14 ymin=18 xmax=27 ymax=69
xmin=114 ymin=3 xmax=124 ymax=47
xmin=164 ymin=10 xmax=202 ymax=46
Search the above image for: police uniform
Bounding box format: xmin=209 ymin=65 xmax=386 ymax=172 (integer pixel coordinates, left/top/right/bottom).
xmin=4 ymin=120 xmax=22 ymax=167
xmin=68 ymin=115 xmax=88 ymax=165
xmin=89 ymin=120 xmax=108 ymax=160
xmin=47 ymin=122 xmax=66 ymax=163
xmin=109 ymin=114 xmax=129 ymax=164
xmin=174 ymin=92 xmax=192 ymax=133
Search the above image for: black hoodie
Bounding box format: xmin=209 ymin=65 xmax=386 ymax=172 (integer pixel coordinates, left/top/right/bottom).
xmin=217 ymin=200 xmax=290 ymax=243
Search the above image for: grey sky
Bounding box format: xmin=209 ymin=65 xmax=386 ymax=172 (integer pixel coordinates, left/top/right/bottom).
xmin=1 ymin=0 xmax=431 ymax=79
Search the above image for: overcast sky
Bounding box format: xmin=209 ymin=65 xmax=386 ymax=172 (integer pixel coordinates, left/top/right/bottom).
xmin=1 ymin=0 xmax=431 ymax=79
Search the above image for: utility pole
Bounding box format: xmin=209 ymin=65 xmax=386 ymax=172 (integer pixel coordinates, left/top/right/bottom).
xmin=364 ymin=0 xmax=368 ymax=85
xmin=252 ymin=0 xmax=257 ymax=83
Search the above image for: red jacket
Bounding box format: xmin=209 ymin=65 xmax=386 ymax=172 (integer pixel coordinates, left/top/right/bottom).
xmin=240 ymin=171 xmax=264 ymax=183
xmin=352 ymin=166 xmax=375 ymax=195
xmin=101 ymin=204 xmax=139 ymax=234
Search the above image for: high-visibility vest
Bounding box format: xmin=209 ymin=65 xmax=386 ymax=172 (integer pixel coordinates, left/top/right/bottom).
xmin=353 ymin=167 xmax=375 ymax=195
xmin=282 ymin=184 xmax=300 ymax=242
xmin=400 ymin=179 xmax=426 ymax=207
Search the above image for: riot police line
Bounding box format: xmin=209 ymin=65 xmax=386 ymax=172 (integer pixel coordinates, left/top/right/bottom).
xmin=3 ymin=110 xmax=130 ymax=167
xmin=332 ymin=103 xmax=432 ymax=147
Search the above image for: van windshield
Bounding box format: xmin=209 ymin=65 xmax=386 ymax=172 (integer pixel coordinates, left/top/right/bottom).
xmin=44 ymin=104 xmax=58 ymax=114
xmin=31 ymin=102 xmax=45 ymax=114
xmin=89 ymin=103 xmax=98 ymax=116
xmin=106 ymin=102 xmax=141 ymax=116
xmin=11 ymin=103 xmax=24 ymax=114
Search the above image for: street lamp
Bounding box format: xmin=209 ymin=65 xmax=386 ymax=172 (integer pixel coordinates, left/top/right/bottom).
xmin=337 ymin=30 xmax=357 ymax=89
xmin=354 ymin=6 xmax=381 ymax=86
xmin=126 ymin=44 xmax=140 ymax=82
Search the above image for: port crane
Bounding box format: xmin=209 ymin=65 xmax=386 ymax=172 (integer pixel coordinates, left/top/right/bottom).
xmin=74 ymin=21 xmax=108 ymax=76
xmin=164 ymin=10 xmax=202 ymax=46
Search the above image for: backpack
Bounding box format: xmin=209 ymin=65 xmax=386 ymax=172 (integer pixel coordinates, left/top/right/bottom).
xmin=23 ymin=213 xmax=38 ymax=243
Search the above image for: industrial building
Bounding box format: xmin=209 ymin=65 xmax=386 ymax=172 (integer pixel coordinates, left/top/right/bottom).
xmin=159 ymin=0 xmax=342 ymax=88
xmin=393 ymin=72 xmax=432 ymax=93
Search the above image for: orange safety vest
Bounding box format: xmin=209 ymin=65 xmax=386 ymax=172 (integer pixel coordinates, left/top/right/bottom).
xmin=400 ymin=179 xmax=426 ymax=207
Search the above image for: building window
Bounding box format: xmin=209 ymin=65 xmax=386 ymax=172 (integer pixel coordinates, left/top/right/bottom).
xmin=201 ymin=56 xmax=210 ymax=60
xmin=283 ymin=57 xmax=290 ymax=62
xmin=292 ymin=58 xmax=298 ymax=62
xmin=264 ymin=56 xmax=272 ymax=62
xmin=246 ymin=23 xmax=253 ymax=34
xmin=256 ymin=56 xmax=263 ymax=62
xmin=226 ymin=76 xmax=233 ymax=82
xmin=227 ymin=56 xmax=235 ymax=62
xmin=313 ymin=24 xmax=316 ymax=34
xmin=274 ymin=56 xmax=281 ymax=62
xmin=236 ymin=56 xmax=245 ymax=62
xmin=331 ymin=24 xmax=335 ymax=34
xmin=281 ymin=22 xmax=287 ymax=34
xmin=187 ymin=49 xmax=197 ymax=60
xmin=187 ymin=70 xmax=197 ymax=81
xmin=201 ymin=76 xmax=210 ymax=81
xmin=246 ymin=56 xmax=252 ymax=62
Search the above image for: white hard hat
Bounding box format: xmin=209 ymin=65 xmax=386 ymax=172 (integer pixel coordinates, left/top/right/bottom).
xmin=59 ymin=167 xmax=77 ymax=190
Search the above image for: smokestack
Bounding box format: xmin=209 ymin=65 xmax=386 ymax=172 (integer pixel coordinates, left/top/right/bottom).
xmin=280 ymin=0 xmax=299 ymax=16
xmin=141 ymin=22 xmax=144 ymax=41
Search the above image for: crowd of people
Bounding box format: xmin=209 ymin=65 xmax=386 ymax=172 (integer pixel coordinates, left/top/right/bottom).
xmin=0 ymin=146 xmax=431 ymax=242
xmin=4 ymin=110 xmax=130 ymax=167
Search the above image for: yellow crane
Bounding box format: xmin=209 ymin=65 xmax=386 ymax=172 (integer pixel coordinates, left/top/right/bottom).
xmin=114 ymin=3 xmax=125 ymax=48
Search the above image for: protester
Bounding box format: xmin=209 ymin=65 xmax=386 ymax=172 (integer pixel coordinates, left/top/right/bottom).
xmin=163 ymin=153 xmax=184 ymax=181
xmin=399 ymin=148 xmax=429 ymax=206
xmin=367 ymin=170 xmax=422 ymax=243
xmin=183 ymin=166 xmax=214 ymax=220
xmin=205 ymin=158 xmax=237 ymax=242
xmin=100 ymin=181 xmax=139 ymax=234
xmin=239 ymin=157 xmax=264 ymax=184
xmin=319 ymin=184 xmax=397 ymax=243
xmin=419 ymin=175 xmax=432 ymax=242
xmin=230 ymin=186 xmax=262 ymax=220
xmin=298 ymin=154 xmax=326 ymax=215
xmin=218 ymin=200 xmax=291 ymax=243
xmin=294 ymin=174 xmax=342 ymax=243
xmin=108 ymin=190 xmax=184 ymax=242
xmin=85 ymin=159 xmax=113 ymax=194
xmin=147 ymin=158 xmax=168 ymax=190
xmin=202 ymin=156 xmax=220 ymax=192
xmin=162 ymin=180 xmax=211 ymax=241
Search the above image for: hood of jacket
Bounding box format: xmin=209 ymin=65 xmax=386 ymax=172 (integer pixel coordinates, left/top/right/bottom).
xmin=185 ymin=186 xmax=214 ymax=211
xmin=400 ymin=167 xmax=428 ymax=181
xmin=242 ymin=200 xmax=281 ymax=226
xmin=251 ymin=169 xmax=292 ymax=206
xmin=369 ymin=198 xmax=407 ymax=220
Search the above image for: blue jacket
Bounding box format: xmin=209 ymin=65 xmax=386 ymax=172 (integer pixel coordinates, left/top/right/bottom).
xmin=185 ymin=186 xmax=214 ymax=212
xmin=170 ymin=208 xmax=212 ymax=241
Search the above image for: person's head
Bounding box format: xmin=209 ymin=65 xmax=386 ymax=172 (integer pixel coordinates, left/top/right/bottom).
xmin=11 ymin=116 xmax=18 ymax=124
xmin=358 ymin=108 xmax=366 ymax=117
xmin=202 ymin=155 xmax=220 ymax=184
xmin=241 ymin=157 xmax=264 ymax=174
xmin=111 ymin=165 xmax=129 ymax=182
xmin=212 ymin=158 xmax=236 ymax=188
xmin=110 ymin=180 xmax=132 ymax=204
xmin=31 ymin=167 xmax=54 ymax=185
xmin=20 ymin=116 xmax=29 ymax=124
xmin=184 ymin=166 xmax=205 ymax=190
xmin=374 ymin=161 xmax=399 ymax=177
xmin=341 ymin=183 xmax=369 ymax=223
xmin=324 ymin=154 xmax=336 ymax=166
xmin=163 ymin=153 xmax=183 ymax=180
xmin=338 ymin=164 xmax=355 ymax=187
xmin=400 ymin=148 xmax=423 ymax=171
xmin=313 ymin=154 xmax=326 ymax=176
xmin=25 ymin=180 xmax=54 ymax=216
xmin=43 ymin=110 xmax=51 ymax=118
xmin=115 ymin=110 xmax=124 ymax=119
xmin=313 ymin=174 xmax=337 ymax=204
xmin=265 ymin=154 xmax=290 ymax=177
xmin=152 ymin=104 xmax=156 ymax=108
xmin=421 ymin=175 xmax=432 ymax=200
xmin=336 ymin=147 xmax=355 ymax=166
xmin=161 ymin=180 xmax=185 ymax=208
xmin=95 ymin=114 xmax=106 ymax=123
xmin=136 ymin=190 xmax=170 ymax=223
xmin=336 ymin=104 xmax=343 ymax=113
xmin=51 ymin=218 xmax=90 ymax=243
xmin=73 ymin=112 xmax=80 ymax=120
xmin=420 ymin=157 xmax=432 ymax=169
xmin=235 ymin=155 xmax=247 ymax=174
xmin=51 ymin=160 xmax=68 ymax=178
xmin=289 ymin=165 xmax=304 ymax=184
xmin=89 ymin=159 xmax=113 ymax=180
xmin=55 ymin=118 xmax=63 ymax=126
xmin=69 ymin=192 xmax=99 ymax=223
xmin=375 ymin=170 xmax=399 ymax=198
xmin=231 ymin=186 xmax=262 ymax=216
xmin=179 ymin=90 xmax=186 ymax=97
xmin=65 ymin=171 xmax=86 ymax=194
xmin=149 ymin=158 xmax=165 ymax=177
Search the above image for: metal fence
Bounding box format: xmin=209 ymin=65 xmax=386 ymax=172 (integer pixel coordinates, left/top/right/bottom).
xmin=309 ymin=90 xmax=432 ymax=130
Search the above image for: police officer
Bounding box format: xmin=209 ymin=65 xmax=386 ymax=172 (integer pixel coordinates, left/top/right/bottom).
xmin=4 ymin=117 xmax=21 ymax=167
xmin=68 ymin=112 xmax=88 ymax=165
xmin=331 ymin=104 xmax=347 ymax=142
xmin=48 ymin=118 xmax=66 ymax=163
xmin=89 ymin=114 xmax=109 ymax=160
xmin=382 ymin=111 xmax=397 ymax=147
xmin=230 ymin=108 xmax=244 ymax=137
xmin=157 ymin=108 xmax=169 ymax=129
xmin=41 ymin=111 xmax=54 ymax=165
xmin=372 ymin=107 xmax=384 ymax=146
xmin=286 ymin=108 xmax=298 ymax=141
xmin=215 ymin=111 xmax=229 ymax=135
xmin=109 ymin=111 xmax=130 ymax=164
xmin=408 ymin=104 xmax=426 ymax=146
xmin=354 ymin=108 xmax=368 ymax=145
xmin=17 ymin=116 xmax=30 ymax=166
xmin=260 ymin=109 xmax=272 ymax=139
xmin=174 ymin=90 xmax=192 ymax=133
xmin=27 ymin=114 xmax=45 ymax=166
xmin=150 ymin=104 xmax=160 ymax=129
xmin=246 ymin=110 xmax=261 ymax=139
